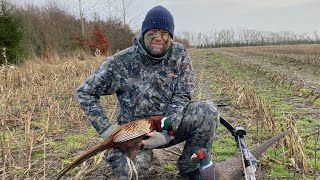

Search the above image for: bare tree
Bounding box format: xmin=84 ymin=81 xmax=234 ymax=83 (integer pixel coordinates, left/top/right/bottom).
xmin=78 ymin=0 xmax=85 ymax=37
xmin=313 ymin=30 xmax=319 ymax=42
xmin=119 ymin=0 xmax=142 ymax=28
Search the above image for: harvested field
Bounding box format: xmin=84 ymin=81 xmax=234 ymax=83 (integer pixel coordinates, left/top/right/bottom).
xmin=0 ymin=44 xmax=319 ymax=179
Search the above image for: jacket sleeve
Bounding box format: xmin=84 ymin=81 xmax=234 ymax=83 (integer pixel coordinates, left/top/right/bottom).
xmin=165 ymin=47 xmax=195 ymax=131
xmin=76 ymin=58 xmax=120 ymax=134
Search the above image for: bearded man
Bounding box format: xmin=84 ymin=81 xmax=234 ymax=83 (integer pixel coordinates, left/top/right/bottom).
xmin=76 ymin=5 xmax=219 ymax=180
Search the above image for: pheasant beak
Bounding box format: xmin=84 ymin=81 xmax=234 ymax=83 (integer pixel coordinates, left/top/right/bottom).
xmin=191 ymin=153 xmax=198 ymax=159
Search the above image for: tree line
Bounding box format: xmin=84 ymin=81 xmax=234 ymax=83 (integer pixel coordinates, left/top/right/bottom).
xmin=0 ymin=1 xmax=135 ymax=64
xmin=177 ymin=29 xmax=320 ymax=48
xmin=1 ymin=1 xmax=320 ymax=65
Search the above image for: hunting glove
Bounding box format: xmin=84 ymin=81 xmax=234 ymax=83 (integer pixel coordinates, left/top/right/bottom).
xmin=143 ymin=130 xmax=173 ymax=149
xmin=100 ymin=124 xmax=120 ymax=139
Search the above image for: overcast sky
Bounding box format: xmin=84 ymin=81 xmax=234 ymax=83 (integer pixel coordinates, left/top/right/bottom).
xmin=12 ymin=0 xmax=320 ymax=34
xmin=142 ymin=0 xmax=319 ymax=34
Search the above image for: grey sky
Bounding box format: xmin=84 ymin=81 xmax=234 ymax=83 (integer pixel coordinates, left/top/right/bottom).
xmin=12 ymin=0 xmax=320 ymax=34
xmin=142 ymin=0 xmax=319 ymax=34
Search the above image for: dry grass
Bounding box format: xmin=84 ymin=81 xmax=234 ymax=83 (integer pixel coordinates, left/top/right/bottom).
xmin=219 ymin=44 xmax=320 ymax=66
xmin=215 ymin=46 xmax=320 ymax=104
xmin=190 ymin=47 xmax=319 ymax=178
xmin=283 ymin=114 xmax=308 ymax=173
xmin=211 ymin=67 xmax=309 ymax=174
xmin=0 ymin=53 xmax=118 ymax=179
xmin=1 ymin=45 xmax=319 ymax=179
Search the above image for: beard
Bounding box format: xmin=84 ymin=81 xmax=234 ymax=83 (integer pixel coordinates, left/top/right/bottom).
xmin=146 ymin=46 xmax=165 ymax=56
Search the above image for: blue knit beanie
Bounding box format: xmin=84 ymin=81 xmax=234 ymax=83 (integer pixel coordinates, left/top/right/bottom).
xmin=141 ymin=6 xmax=175 ymax=37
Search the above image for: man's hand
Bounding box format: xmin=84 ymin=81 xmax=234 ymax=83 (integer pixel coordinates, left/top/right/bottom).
xmin=100 ymin=124 xmax=121 ymax=139
xmin=142 ymin=131 xmax=173 ymax=149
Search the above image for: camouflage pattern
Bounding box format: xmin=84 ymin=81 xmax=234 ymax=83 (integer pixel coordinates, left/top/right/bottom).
xmin=104 ymin=100 xmax=219 ymax=179
xmin=164 ymin=100 xmax=219 ymax=175
xmin=105 ymin=148 xmax=153 ymax=179
xmin=76 ymin=34 xmax=194 ymax=134
xmin=76 ymin=35 xmax=219 ymax=178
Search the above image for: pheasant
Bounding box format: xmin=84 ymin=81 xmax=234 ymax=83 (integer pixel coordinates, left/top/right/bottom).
xmin=192 ymin=130 xmax=289 ymax=180
xmin=53 ymin=116 xmax=163 ymax=180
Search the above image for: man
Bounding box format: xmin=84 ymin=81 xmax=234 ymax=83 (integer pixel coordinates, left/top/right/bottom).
xmin=76 ymin=5 xmax=219 ymax=180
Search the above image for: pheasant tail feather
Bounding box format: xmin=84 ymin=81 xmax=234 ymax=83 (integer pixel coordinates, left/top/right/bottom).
xmin=53 ymin=135 xmax=115 ymax=180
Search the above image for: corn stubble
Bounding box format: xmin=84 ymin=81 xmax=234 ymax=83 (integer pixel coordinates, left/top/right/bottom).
xmin=0 ymin=54 xmax=117 ymax=179
xmin=1 ymin=44 xmax=319 ymax=179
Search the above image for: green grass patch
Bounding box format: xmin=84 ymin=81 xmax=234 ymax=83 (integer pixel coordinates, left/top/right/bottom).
xmin=265 ymin=147 xmax=286 ymax=161
xmin=87 ymin=126 xmax=97 ymax=137
xmin=269 ymin=164 xmax=291 ymax=177
xmin=33 ymin=149 xmax=45 ymax=158
xmin=69 ymin=166 xmax=80 ymax=175
xmin=63 ymin=159 xmax=71 ymax=165
xmin=164 ymin=163 xmax=176 ymax=171
xmin=313 ymin=98 xmax=320 ymax=106
xmin=209 ymin=81 xmax=225 ymax=97
xmin=209 ymin=80 xmax=224 ymax=89
xmin=212 ymin=136 xmax=237 ymax=161
xmin=297 ymin=117 xmax=314 ymax=127
xmin=63 ymin=134 xmax=87 ymax=149
xmin=213 ymin=55 xmax=248 ymax=80
xmin=54 ymin=127 xmax=96 ymax=152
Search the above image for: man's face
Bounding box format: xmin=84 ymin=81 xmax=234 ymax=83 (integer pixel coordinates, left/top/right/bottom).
xmin=144 ymin=29 xmax=171 ymax=56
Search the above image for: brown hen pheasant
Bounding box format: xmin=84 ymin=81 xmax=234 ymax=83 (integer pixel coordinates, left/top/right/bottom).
xmin=53 ymin=116 xmax=163 ymax=180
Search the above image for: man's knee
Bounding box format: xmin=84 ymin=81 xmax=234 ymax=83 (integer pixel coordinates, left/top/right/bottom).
xmin=187 ymin=100 xmax=219 ymax=127
xmin=105 ymin=148 xmax=129 ymax=177
xmin=195 ymin=100 xmax=218 ymax=115
xmin=134 ymin=149 xmax=153 ymax=179
xmin=172 ymin=100 xmax=219 ymax=144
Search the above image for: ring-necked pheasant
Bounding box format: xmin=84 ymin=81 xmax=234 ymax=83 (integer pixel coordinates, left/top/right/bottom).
xmin=53 ymin=116 xmax=163 ymax=180
xmin=192 ymin=130 xmax=289 ymax=180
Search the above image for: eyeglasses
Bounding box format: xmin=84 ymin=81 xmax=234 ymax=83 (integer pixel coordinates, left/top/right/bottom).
xmin=145 ymin=30 xmax=170 ymax=41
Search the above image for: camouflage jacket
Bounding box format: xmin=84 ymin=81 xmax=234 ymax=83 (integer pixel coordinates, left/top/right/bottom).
xmin=76 ymin=35 xmax=195 ymax=134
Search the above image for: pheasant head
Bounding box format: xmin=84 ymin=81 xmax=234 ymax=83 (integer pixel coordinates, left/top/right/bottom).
xmin=192 ymin=149 xmax=213 ymax=169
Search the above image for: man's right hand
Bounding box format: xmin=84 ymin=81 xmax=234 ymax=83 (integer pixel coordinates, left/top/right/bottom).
xmin=100 ymin=124 xmax=121 ymax=139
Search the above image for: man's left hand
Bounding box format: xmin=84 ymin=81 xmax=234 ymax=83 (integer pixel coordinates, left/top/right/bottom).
xmin=142 ymin=131 xmax=173 ymax=149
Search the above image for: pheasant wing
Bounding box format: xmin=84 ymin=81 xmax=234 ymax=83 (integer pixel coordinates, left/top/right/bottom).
xmin=113 ymin=119 xmax=152 ymax=143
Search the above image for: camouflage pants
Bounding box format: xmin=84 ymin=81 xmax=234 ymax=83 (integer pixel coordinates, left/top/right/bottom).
xmin=105 ymin=100 xmax=219 ymax=179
